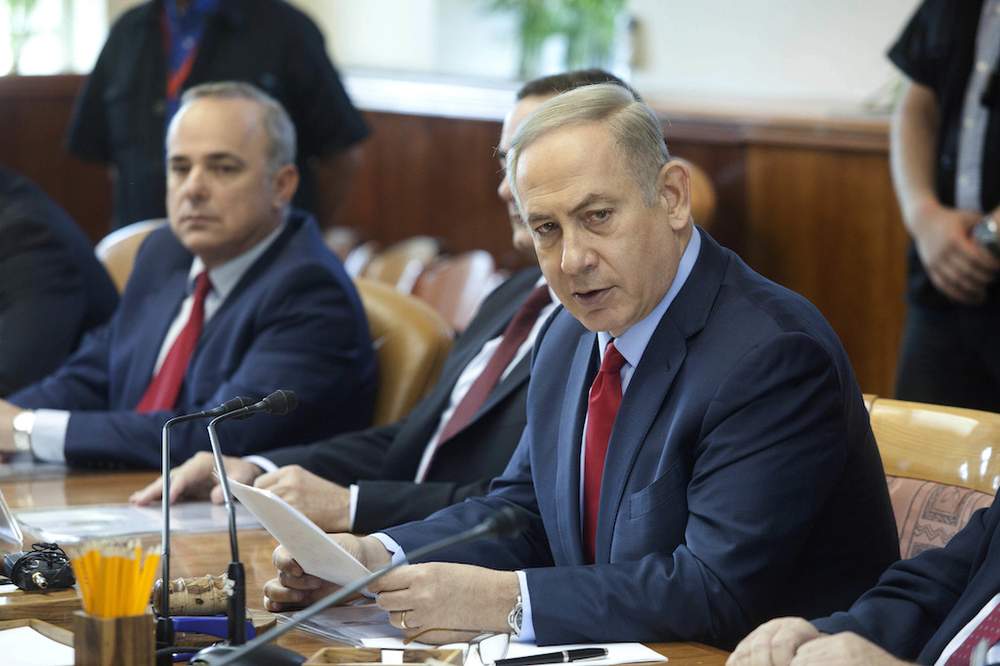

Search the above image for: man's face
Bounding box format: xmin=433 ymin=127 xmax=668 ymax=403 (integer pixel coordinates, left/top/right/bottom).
xmin=166 ymin=97 xmax=298 ymax=268
xmin=497 ymin=95 xmax=547 ymax=259
xmin=515 ymin=122 xmax=691 ymax=336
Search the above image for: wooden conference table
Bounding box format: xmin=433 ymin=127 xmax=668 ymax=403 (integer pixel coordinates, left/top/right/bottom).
xmin=0 ymin=470 xmax=728 ymax=665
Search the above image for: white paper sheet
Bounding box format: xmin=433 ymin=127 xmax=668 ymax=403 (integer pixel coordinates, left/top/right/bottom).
xmin=228 ymin=480 xmax=371 ymax=585
xmin=362 ymin=636 xmax=668 ymax=666
xmin=0 ymin=626 xmax=74 ymax=666
xmin=13 ymin=501 xmax=259 ymax=542
xmin=276 ymin=602 xmax=402 ymax=646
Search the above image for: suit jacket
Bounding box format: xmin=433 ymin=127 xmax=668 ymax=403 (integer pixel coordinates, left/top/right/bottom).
xmin=9 ymin=213 xmax=377 ymax=468
xmin=265 ymin=268 xmax=542 ymax=534
xmin=814 ymin=490 xmax=1000 ymax=664
xmin=0 ymin=167 xmax=118 ymax=396
xmin=385 ymin=229 xmax=899 ymax=649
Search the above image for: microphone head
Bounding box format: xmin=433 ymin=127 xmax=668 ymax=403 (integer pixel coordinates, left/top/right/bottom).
xmin=260 ymin=389 xmax=298 ymax=415
xmin=484 ymin=506 xmax=528 ymax=539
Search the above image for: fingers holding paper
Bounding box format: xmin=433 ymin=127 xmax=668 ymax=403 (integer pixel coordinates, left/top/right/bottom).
xmin=369 ymin=563 xmax=519 ymax=643
xmin=263 ymin=544 xmax=340 ymax=611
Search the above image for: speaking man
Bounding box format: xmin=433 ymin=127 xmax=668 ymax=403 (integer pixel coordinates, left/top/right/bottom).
xmin=0 ymin=82 xmax=376 ymax=468
xmin=130 ymin=70 xmax=631 ymax=535
xmin=264 ymin=84 xmax=899 ymax=650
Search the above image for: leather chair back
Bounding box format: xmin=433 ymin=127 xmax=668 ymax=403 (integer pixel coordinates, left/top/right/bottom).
xmin=95 ymin=219 xmax=166 ymax=293
xmin=413 ymin=250 xmax=498 ymax=333
xmin=362 ymin=236 xmax=441 ymax=293
xmin=355 ymin=278 xmax=454 ymax=425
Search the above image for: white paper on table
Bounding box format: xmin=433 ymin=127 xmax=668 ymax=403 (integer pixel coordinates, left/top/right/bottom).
xmin=0 ymin=626 xmax=74 ymax=666
xmin=228 ymin=480 xmax=371 ymax=585
xmin=362 ymin=637 xmax=668 ymax=665
xmin=13 ymin=501 xmax=259 ymax=542
xmin=276 ymin=602 xmax=401 ymax=646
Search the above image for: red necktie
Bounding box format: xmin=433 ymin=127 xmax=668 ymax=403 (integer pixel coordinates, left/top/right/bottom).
xmin=945 ymin=603 xmax=1000 ymax=665
xmin=417 ymin=285 xmax=551 ymax=481
xmin=136 ymin=272 xmax=212 ymax=413
xmin=583 ymin=341 xmax=626 ymax=562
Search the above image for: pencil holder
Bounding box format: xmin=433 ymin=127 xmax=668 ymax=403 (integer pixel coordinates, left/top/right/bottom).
xmin=74 ymin=610 xmax=155 ymax=666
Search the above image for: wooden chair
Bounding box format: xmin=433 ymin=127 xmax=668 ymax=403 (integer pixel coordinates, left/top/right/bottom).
xmin=355 ymin=278 xmax=454 ymax=426
xmin=413 ymin=250 xmax=497 ymax=333
xmin=361 ymin=236 xmax=441 ymax=293
xmin=343 ymin=240 xmax=379 ymax=278
xmin=323 ymin=226 xmax=361 ymax=262
xmin=676 ymin=157 xmax=717 ymax=230
xmin=94 ymin=219 xmax=167 ymax=293
xmin=868 ymin=397 xmax=999 ymax=557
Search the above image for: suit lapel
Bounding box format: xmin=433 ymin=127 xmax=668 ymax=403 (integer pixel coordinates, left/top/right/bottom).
xmin=127 ymin=268 xmax=189 ymax=401
xmin=556 ymin=332 xmax=599 ymax=565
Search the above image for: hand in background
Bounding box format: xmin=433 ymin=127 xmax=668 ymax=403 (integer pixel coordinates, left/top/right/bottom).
xmin=790 ymin=632 xmax=912 ymax=665
xmin=727 ymin=617 xmax=821 ymax=666
xmin=911 ymin=201 xmax=999 ymax=304
xmin=254 ymin=465 xmax=351 ymax=532
xmin=129 ymin=450 xmax=263 ymax=505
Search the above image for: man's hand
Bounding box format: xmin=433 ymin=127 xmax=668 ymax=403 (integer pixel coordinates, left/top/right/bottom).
xmin=370 ymin=563 xmax=519 ymax=644
xmin=0 ymin=400 xmax=21 ymax=455
xmin=910 ymin=201 xmax=999 ymax=304
xmin=129 ymin=451 xmax=263 ymax=505
xmin=727 ymin=617 xmax=821 ymax=666
xmin=790 ymin=632 xmax=912 ymax=665
xmin=263 ymin=535 xmax=392 ymax=612
xmin=254 ymin=465 xmax=352 ymax=532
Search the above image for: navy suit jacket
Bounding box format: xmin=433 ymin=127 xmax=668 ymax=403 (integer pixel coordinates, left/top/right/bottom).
xmin=9 ymin=213 xmax=377 ymax=468
xmin=814 ymin=490 xmax=1000 ymax=664
xmin=265 ymin=268 xmax=541 ymax=533
xmin=385 ymin=229 xmax=899 ymax=649
xmin=0 ymin=167 xmax=118 ymax=395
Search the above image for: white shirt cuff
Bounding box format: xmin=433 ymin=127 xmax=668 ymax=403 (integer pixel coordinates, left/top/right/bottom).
xmin=243 ymin=455 xmax=278 ymax=474
xmin=369 ymin=533 xmax=408 ymax=565
xmin=514 ymin=570 xmax=535 ymax=642
xmin=30 ymin=409 xmax=69 ymax=463
xmin=348 ymin=484 xmax=359 ymax=532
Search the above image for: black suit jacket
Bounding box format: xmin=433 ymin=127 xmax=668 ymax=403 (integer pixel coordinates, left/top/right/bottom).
xmin=265 ymin=267 xmax=542 ymax=533
xmin=814 ymin=489 xmax=1000 ymax=664
xmin=0 ymin=167 xmax=118 ymax=396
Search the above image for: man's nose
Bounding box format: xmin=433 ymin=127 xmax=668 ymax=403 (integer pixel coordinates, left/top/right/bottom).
xmin=182 ymin=167 xmax=209 ymax=200
xmin=560 ymin=229 xmax=596 ymax=276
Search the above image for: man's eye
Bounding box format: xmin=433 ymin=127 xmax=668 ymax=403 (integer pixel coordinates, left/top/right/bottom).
xmin=170 ymin=164 xmax=190 ymax=175
xmin=212 ymin=164 xmax=239 ymax=174
xmin=534 ymin=222 xmax=556 ymax=236
xmin=590 ymin=209 xmax=612 ymax=223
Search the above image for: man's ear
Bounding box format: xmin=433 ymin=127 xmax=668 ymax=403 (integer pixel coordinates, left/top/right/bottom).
xmin=656 ymin=160 xmax=691 ymax=231
xmin=272 ymin=164 xmax=300 ymax=209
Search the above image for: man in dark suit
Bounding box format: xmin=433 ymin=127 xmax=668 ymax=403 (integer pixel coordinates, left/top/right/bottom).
xmin=130 ymin=70 xmax=631 ymax=534
xmin=0 ymin=167 xmax=118 ymax=396
xmin=0 ymin=81 xmax=376 ymax=468
xmin=728 ymin=498 xmax=1000 ymax=665
xmin=264 ymin=84 xmax=899 ymax=649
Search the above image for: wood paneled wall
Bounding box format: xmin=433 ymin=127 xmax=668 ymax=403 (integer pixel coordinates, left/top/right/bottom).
xmin=0 ymin=75 xmax=908 ymax=396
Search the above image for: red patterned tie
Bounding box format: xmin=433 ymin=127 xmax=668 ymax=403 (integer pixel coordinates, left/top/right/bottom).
xmin=417 ymin=285 xmax=551 ymax=481
xmin=945 ymin=603 xmax=1000 ymax=665
xmin=136 ymin=272 xmax=212 ymax=413
xmin=583 ymin=341 xmax=626 ymax=563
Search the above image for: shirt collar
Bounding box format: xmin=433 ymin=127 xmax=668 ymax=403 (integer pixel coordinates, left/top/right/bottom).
xmin=597 ymin=228 xmax=702 ymax=368
xmin=187 ymin=222 xmax=286 ymax=299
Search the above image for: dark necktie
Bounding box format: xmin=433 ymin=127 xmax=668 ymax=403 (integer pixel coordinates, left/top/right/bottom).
xmin=583 ymin=341 xmax=626 ymax=562
xmin=136 ymin=271 xmax=211 ymax=413
xmin=417 ymin=285 xmax=551 ymax=481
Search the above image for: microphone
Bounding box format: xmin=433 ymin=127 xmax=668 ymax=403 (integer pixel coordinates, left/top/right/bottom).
xmin=192 ymin=506 xmax=530 ymax=666
xmin=156 ymin=396 xmax=253 ymax=650
xmin=206 ymin=390 xmax=298 ymax=647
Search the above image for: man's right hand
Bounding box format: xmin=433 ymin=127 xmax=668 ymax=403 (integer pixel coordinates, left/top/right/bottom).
xmin=910 ymin=201 xmax=1000 ymax=304
xmin=726 ymin=617 xmax=821 ymax=666
xmin=263 ymin=535 xmax=392 ymax=611
xmin=129 ymin=451 xmax=264 ymax=505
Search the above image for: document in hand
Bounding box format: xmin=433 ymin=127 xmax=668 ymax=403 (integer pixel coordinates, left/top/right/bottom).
xmin=228 ymin=480 xmax=371 ymax=586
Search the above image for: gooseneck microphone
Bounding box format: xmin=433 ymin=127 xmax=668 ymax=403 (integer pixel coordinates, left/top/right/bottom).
xmin=206 ymin=389 xmax=299 ymax=647
xmin=156 ymin=396 xmax=254 ymax=652
xmin=192 ymin=506 xmax=529 ymax=666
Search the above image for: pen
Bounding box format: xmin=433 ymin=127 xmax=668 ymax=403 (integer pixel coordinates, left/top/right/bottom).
xmin=493 ymin=647 xmax=608 ymax=666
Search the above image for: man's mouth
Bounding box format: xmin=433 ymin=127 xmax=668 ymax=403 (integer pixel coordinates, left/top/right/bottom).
xmin=180 ymin=213 xmax=218 ymax=224
xmin=572 ymin=287 xmax=612 ymax=306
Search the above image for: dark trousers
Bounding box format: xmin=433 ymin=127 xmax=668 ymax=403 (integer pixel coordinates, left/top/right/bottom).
xmin=895 ymin=304 xmax=1000 ymax=412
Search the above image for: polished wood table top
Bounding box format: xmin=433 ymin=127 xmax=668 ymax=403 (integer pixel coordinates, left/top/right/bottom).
xmin=0 ymin=470 xmax=728 ymax=665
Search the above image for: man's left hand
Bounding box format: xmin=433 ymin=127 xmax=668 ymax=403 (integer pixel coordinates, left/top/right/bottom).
xmin=369 ymin=563 xmax=519 ymax=644
xmin=790 ymin=632 xmax=912 ymax=665
xmin=0 ymin=400 xmax=20 ymax=454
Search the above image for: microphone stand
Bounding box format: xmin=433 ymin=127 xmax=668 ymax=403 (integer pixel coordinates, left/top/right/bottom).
xmin=193 ymin=508 xmax=526 ymax=666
